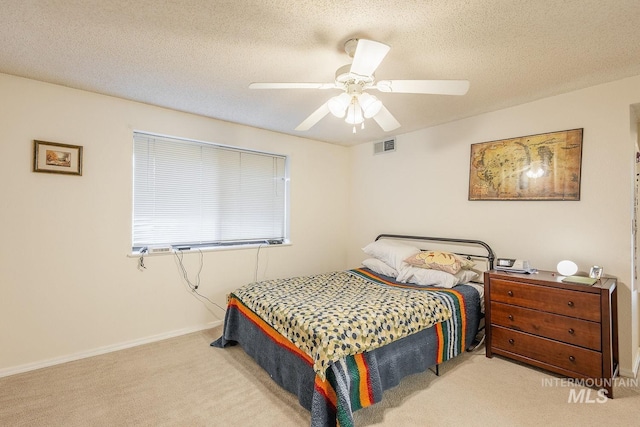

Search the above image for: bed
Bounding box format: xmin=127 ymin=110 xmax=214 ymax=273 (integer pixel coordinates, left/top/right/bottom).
xmin=212 ymin=234 xmax=495 ymax=427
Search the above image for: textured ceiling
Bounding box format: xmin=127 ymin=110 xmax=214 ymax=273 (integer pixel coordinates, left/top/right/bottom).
xmin=2 ymin=0 xmax=640 ymax=146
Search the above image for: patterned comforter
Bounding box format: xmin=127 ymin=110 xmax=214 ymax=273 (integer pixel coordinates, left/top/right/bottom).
xmin=231 ymin=269 xmax=452 ymax=379
xmin=212 ymin=268 xmax=481 ymax=427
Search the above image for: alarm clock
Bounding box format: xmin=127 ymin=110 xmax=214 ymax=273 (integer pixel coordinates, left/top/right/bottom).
xmin=495 ymin=258 xmax=533 ymax=273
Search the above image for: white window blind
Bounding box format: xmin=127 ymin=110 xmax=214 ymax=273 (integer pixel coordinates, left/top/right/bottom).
xmin=132 ymin=132 xmax=288 ymax=250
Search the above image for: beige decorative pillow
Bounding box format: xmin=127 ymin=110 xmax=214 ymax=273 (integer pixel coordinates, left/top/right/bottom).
xmin=404 ymin=251 xmax=474 ymax=275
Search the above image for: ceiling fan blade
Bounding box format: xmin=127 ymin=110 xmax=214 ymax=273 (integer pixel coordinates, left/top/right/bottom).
xmin=295 ymin=102 xmax=331 ymax=131
xmin=375 ymin=79 xmax=470 ymax=95
xmin=349 ymin=39 xmax=391 ymax=79
xmin=249 ymin=82 xmax=337 ymax=90
xmin=372 ymin=105 xmax=401 ymax=131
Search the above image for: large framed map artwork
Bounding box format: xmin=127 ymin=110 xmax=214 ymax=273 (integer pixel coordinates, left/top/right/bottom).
xmin=469 ymin=128 xmax=583 ymax=201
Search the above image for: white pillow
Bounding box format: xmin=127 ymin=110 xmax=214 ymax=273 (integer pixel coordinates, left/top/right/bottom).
xmin=362 ymin=240 xmax=420 ymax=271
xmin=396 ymin=266 xmax=480 ymax=288
xmin=361 ymin=258 xmax=398 ymax=278
xmin=396 ymin=266 xmax=458 ymax=288
xmin=455 ymin=269 xmax=480 ymax=284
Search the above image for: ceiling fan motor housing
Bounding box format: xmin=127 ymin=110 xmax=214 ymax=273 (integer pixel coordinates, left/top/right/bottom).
xmin=343 ymin=38 xmax=359 ymax=58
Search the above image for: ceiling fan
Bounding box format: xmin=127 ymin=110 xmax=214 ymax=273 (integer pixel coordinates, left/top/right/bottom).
xmin=249 ymin=38 xmax=470 ymax=133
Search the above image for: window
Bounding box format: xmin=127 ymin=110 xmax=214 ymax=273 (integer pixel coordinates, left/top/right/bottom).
xmin=132 ymin=132 xmax=288 ymax=251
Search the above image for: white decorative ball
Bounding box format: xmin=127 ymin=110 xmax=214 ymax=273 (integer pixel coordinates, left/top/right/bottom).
xmin=557 ymin=260 xmax=578 ymax=276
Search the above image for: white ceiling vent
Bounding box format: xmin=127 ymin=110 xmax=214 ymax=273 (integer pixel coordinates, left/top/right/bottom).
xmin=374 ymin=138 xmax=396 ymax=155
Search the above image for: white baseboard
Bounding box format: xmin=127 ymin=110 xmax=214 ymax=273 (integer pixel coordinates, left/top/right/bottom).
xmin=0 ymin=320 xmax=222 ymax=379
xmin=619 ymin=346 xmax=640 ymax=378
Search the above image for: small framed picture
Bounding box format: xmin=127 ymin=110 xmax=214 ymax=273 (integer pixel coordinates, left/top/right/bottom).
xmin=589 ymin=266 xmax=603 ymax=279
xmin=33 ymin=140 xmax=83 ymax=175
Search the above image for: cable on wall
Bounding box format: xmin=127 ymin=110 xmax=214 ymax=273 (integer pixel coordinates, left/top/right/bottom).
xmin=173 ymin=249 xmax=226 ymax=316
xmin=138 ymin=247 xmax=148 ymax=271
xmin=254 ymin=243 xmax=267 ymax=282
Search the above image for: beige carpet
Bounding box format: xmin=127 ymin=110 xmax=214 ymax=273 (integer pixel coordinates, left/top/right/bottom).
xmin=1 ymin=327 xmax=638 ymax=426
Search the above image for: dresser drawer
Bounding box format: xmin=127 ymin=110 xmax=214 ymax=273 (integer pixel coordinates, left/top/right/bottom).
xmin=491 ymin=325 xmax=602 ymax=378
xmin=491 ymin=278 xmax=601 ymax=322
xmin=490 ymin=301 xmax=601 ymax=351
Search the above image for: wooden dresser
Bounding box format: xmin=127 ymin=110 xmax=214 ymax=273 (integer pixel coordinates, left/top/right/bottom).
xmin=484 ymin=269 xmax=618 ymax=397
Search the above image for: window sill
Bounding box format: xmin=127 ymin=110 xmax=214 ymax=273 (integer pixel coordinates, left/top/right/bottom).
xmin=128 ymin=241 xmax=291 ymax=257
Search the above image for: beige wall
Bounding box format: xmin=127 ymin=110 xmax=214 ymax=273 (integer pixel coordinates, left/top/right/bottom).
xmin=347 ymin=75 xmax=640 ymax=376
xmin=0 ymin=73 xmax=350 ymax=374
xmin=3 ymin=71 xmax=640 ymax=378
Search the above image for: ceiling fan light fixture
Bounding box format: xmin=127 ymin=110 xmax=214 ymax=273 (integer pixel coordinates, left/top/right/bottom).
xmin=344 ymin=98 xmax=364 ymax=125
xmin=359 ymin=93 xmax=383 ymax=118
xmin=328 ymin=93 xmax=350 ymax=118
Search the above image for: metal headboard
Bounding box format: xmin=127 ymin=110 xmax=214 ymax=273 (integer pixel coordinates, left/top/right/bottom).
xmin=375 ymin=234 xmax=495 ymax=270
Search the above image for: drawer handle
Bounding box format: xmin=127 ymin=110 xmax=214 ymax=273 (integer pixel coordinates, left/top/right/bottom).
xmin=508 ymin=314 xmax=514 ymax=321
xmin=568 ymin=328 xmax=575 ymax=335
xmin=508 ymin=338 xmax=515 ymax=345
xmin=569 ymin=355 xmax=575 ymax=362
xmin=567 ymin=301 xmax=574 ymax=307
xmin=507 ymin=290 xmax=514 ymax=297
